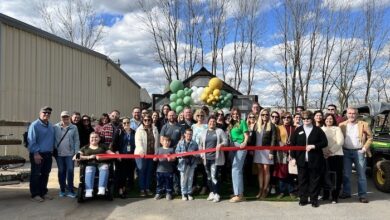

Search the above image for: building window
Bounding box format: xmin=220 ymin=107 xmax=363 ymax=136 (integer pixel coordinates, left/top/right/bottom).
xmin=107 ymin=76 xmax=112 ymax=87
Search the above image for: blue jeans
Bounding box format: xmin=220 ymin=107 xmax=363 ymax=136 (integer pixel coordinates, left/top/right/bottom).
xmin=342 ymin=149 xmax=367 ymax=198
xmin=85 ymin=164 xmax=109 ymax=190
xmin=135 ymin=158 xmax=153 ymax=191
xmin=205 ymin=160 xmax=221 ymax=194
xmin=56 ymin=156 xmax=74 ymax=192
xmin=29 ymin=152 xmax=52 ymax=198
xmin=156 ymin=172 xmax=174 ymax=195
xmin=231 ymin=143 xmax=247 ymax=195
xmin=279 ymin=178 xmax=294 ymax=194
xmin=180 ymin=165 xmax=196 ymax=195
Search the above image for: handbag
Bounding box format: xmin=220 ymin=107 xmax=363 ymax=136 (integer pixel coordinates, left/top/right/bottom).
xmin=53 ymin=127 xmax=70 ymax=158
xmin=288 ymin=160 xmax=298 ymax=175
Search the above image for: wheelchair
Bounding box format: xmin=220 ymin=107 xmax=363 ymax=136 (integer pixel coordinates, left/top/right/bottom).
xmin=76 ymin=153 xmax=115 ymax=203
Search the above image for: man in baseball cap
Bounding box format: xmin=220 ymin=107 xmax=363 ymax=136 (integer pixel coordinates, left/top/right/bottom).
xmin=28 ymin=106 xmax=55 ymax=202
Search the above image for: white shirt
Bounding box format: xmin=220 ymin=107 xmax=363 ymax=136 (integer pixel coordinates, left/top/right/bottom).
xmin=344 ymin=123 xmax=361 ymax=149
xmin=303 ymin=124 xmax=313 ymax=162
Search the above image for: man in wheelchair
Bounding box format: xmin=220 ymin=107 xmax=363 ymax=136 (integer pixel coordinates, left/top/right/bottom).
xmin=75 ymin=132 xmax=115 ymax=201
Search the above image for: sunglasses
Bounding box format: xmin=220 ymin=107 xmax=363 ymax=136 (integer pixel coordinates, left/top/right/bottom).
xmin=271 ymin=115 xmax=279 ymax=118
xmin=197 ymin=115 xmax=205 ymax=117
xmin=282 ymin=116 xmax=291 ymax=119
xmin=143 ymin=119 xmax=151 ymax=122
xmin=248 ymin=116 xmax=255 ymax=119
xmin=261 ymin=114 xmax=269 ymax=116
xmin=42 ymin=112 xmax=51 ymax=115
xmin=302 ymin=117 xmax=311 ymax=120
xmin=123 ymin=122 xmax=130 ymax=124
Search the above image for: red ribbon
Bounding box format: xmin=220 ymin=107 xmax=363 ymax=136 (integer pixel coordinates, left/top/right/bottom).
xmin=96 ymin=146 xmax=305 ymax=159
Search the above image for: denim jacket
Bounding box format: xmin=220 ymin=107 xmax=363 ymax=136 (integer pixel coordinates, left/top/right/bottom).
xmin=175 ymin=139 xmax=199 ymax=172
xmin=54 ymin=122 xmax=80 ymax=154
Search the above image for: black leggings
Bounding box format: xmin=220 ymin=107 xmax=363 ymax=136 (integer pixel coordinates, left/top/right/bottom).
xmin=325 ymin=156 xmax=343 ymax=200
xmin=115 ymin=159 xmax=135 ymax=189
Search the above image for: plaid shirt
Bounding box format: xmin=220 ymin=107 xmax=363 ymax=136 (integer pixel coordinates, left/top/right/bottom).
xmin=101 ymin=123 xmax=114 ymax=146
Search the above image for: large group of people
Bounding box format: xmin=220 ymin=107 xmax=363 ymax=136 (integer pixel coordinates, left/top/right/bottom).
xmin=27 ymin=102 xmax=373 ymax=207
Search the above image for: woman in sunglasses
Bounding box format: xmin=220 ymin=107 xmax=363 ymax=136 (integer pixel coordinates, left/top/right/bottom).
xmin=191 ymin=109 xmax=209 ymax=195
xmin=274 ymin=112 xmax=296 ymax=199
xmin=290 ymin=111 xmax=328 ymax=208
xmin=215 ymin=110 xmax=227 ymax=131
xmin=111 ymin=117 xmax=136 ymax=198
xmin=135 ymin=114 xmax=159 ymax=197
xmin=79 ymin=115 xmax=95 ymax=147
xmin=253 ymin=109 xmax=278 ymax=199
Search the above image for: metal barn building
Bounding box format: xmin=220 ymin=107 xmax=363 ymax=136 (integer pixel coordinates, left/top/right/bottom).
xmin=0 ymin=13 xmax=141 ymax=158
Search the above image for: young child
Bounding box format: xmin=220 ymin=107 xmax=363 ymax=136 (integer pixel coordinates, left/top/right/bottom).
xmin=154 ymin=136 xmax=176 ymax=200
xmin=176 ymin=129 xmax=199 ymax=201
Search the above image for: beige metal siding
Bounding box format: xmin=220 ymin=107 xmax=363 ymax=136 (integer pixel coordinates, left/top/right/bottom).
xmin=0 ymin=23 xmax=141 ymax=157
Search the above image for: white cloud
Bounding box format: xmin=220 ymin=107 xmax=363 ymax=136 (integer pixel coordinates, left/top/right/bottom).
xmin=322 ymin=0 xmax=390 ymax=11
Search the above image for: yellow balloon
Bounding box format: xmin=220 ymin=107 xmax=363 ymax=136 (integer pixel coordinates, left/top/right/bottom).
xmin=204 ymin=87 xmax=211 ymax=95
xmin=201 ymin=93 xmax=208 ymax=101
xmin=214 ymin=96 xmax=219 ymax=101
xmin=209 ymin=77 xmax=223 ymax=90
xmin=213 ymin=89 xmax=220 ymax=97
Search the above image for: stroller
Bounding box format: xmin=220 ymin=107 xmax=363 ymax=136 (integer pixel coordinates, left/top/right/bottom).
xmin=76 ymin=153 xmax=115 ymax=203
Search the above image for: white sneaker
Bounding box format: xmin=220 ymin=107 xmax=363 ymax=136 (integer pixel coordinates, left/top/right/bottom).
xmin=213 ymin=193 xmax=220 ymax=203
xmin=270 ymin=187 xmax=276 ymax=194
xmin=182 ymin=195 xmax=188 ymax=201
xmin=188 ymin=195 xmax=194 ymax=201
xmin=207 ymin=192 xmax=215 ymax=201
xmin=85 ymin=189 xmax=93 ymax=198
xmin=97 ymin=187 xmax=105 ymax=195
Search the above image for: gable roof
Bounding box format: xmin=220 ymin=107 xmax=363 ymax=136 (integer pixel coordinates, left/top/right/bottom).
xmin=0 ymin=13 xmax=140 ymax=88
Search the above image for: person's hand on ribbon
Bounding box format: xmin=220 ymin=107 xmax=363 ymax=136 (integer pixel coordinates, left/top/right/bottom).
xmin=306 ymin=145 xmax=315 ymax=152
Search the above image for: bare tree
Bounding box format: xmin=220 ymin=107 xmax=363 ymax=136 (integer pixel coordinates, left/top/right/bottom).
xmin=138 ymin=0 xmax=181 ymax=82
xmin=362 ymin=0 xmax=389 ymax=103
xmin=36 ymin=0 xmax=104 ymax=50
xmin=317 ymin=2 xmax=345 ymax=109
xmin=207 ymin=0 xmax=229 ymax=75
xmin=182 ymin=0 xmax=204 ymax=79
xmin=333 ymin=8 xmax=363 ymax=111
xmin=231 ymin=0 xmax=263 ymax=94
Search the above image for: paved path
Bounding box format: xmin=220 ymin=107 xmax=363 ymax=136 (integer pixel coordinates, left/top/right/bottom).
xmin=1 ymin=165 xmax=389 ymax=220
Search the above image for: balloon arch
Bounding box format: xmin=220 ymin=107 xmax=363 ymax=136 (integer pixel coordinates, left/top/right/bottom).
xmin=168 ymin=77 xmax=234 ymax=113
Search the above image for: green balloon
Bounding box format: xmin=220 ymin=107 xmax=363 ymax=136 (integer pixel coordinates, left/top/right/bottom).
xmin=170 ymin=80 xmax=184 ymax=93
xmin=225 ymin=100 xmax=232 ymax=108
xmin=177 ymin=90 xmax=185 ymax=98
xmin=227 ymin=93 xmax=233 ymax=100
xmin=188 ymin=89 xmax=193 ymax=94
xmin=170 ymin=102 xmax=177 ymax=109
xmin=183 ymin=96 xmax=192 ymax=105
xmin=221 ymin=90 xmax=227 ymax=96
xmin=170 ymin=93 xmax=178 ymax=102
xmin=176 ymin=98 xmax=183 ymax=106
xmin=176 ymin=105 xmax=184 ymax=113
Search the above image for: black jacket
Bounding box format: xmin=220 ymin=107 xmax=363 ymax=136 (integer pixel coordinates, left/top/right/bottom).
xmin=290 ymin=125 xmax=328 ymax=169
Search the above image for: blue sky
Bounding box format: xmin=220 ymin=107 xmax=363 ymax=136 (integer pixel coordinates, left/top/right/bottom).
xmin=1 ymin=0 xmax=390 ymax=107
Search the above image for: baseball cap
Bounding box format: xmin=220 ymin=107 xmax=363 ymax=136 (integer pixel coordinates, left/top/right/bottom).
xmin=60 ymin=111 xmax=70 ymax=117
xmin=40 ymin=106 xmax=52 ymax=112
